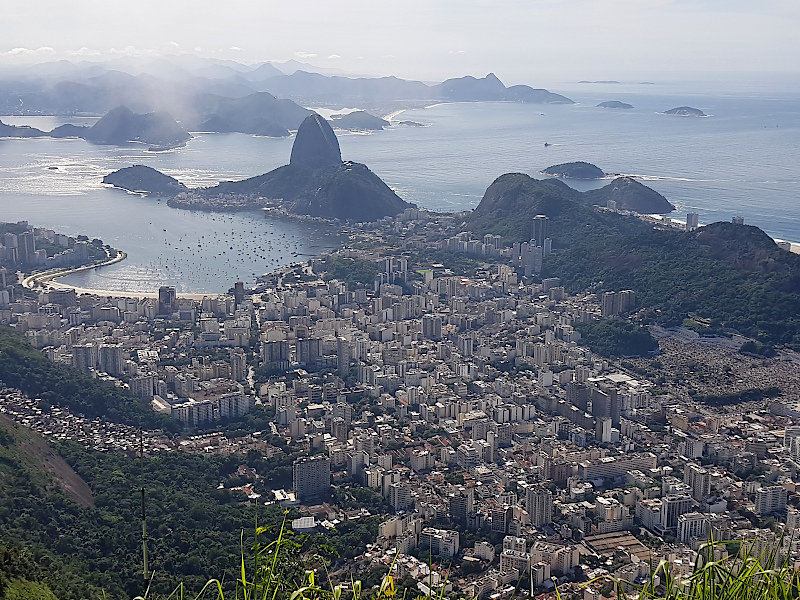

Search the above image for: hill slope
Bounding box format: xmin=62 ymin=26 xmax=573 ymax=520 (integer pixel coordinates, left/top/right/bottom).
xmin=586 ymin=177 xmax=675 ymax=213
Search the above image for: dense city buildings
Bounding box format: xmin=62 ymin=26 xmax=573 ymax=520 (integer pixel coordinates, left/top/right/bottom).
xmin=3 ymin=212 xmax=800 ymax=599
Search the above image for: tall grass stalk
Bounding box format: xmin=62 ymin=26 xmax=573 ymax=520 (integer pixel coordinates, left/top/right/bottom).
xmin=594 ymin=536 xmax=800 ymax=600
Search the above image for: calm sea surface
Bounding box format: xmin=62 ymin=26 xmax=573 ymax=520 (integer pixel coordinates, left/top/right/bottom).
xmin=1 ymin=79 xmax=798 ymax=293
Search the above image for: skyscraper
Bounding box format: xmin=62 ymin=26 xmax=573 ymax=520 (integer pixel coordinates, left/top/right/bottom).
xmin=686 ymin=213 xmax=699 ymax=231
xmin=532 ymin=215 xmax=549 ymax=246
xmin=18 ymin=232 xmax=35 ymax=265
xmin=422 ymin=314 xmax=442 ymax=341
xmin=158 ymin=286 xmax=177 ymax=314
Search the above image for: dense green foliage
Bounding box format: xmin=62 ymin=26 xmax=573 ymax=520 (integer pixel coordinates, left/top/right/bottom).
xmin=575 ymin=319 xmax=659 ymax=357
xmin=322 ymin=256 xmax=380 ymax=288
xmin=411 ymin=249 xmax=481 ymax=277
xmin=601 ymin=537 xmax=800 ymax=600
xmin=0 ymin=326 xmax=174 ymax=430
xmin=0 ymin=416 xmax=378 ymax=600
xmin=0 ymin=541 xmax=59 ymax=600
xmin=3 ymin=578 xmax=59 ymax=600
xmin=468 ymin=174 xmax=800 ymax=348
xmin=694 ymin=387 xmax=781 ymax=406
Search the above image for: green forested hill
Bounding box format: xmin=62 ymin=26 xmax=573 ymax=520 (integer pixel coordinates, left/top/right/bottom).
xmin=0 ymin=326 xmax=174 ymax=430
xmin=468 ymin=173 xmax=800 ymax=348
xmin=0 ymin=415 xmax=376 ymax=599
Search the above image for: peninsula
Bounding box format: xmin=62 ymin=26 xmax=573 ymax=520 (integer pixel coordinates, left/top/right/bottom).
xmin=103 ymin=114 xmax=412 ymax=222
xmin=586 ymin=176 xmax=676 ymax=214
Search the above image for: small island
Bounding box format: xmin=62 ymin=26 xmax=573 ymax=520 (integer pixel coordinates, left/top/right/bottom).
xmin=329 ymin=111 xmax=389 ymax=131
xmin=597 ymin=100 xmax=634 ymax=109
xmin=664 ymin=106 xmax=706 ymax=117
xmin=102 ymin=165 xmax=188 ymax=196
xmin=541 ymin=161 xmax=605 ymax=180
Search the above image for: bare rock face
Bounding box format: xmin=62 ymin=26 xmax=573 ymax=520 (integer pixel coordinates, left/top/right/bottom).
xmin=289 ymin=114 xmax=342 ymax=168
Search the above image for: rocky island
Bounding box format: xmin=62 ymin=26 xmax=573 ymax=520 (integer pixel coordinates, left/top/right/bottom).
xmin=664 ymin=106 xmax=706 ymax=117
xmin=541 ymin=161 xmax=605 ymax=179
xmin=102 ymin=165 xmax=188 ymax=196
xmin=103 ymin=114 xmax=413 ymax=222
xmin=329 ymin=111 xmax=389 ymax=131
xmin=597 ymin=100 xmax=634 ymax=109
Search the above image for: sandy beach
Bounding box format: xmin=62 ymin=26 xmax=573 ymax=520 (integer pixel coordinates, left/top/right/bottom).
xmin=44 ymin=278 xmax=222 ymax=301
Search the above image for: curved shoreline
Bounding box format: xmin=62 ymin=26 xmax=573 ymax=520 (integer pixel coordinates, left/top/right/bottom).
xmin=21 ymin=248 xmax=127 ymax=292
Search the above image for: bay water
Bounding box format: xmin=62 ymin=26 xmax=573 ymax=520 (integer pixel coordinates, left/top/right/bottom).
xmin=1 ymin=78 xmax=798 ymax=293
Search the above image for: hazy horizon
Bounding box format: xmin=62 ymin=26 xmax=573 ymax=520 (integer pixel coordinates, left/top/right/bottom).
xmin=2 ymin=0 xmax=799 ymax=86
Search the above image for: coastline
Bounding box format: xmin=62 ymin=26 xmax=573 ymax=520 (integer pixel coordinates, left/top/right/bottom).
xmin=21 ymin=248 xmax=127 ymax=291
xmin=20 ymin=248 xmax=213 ymax=300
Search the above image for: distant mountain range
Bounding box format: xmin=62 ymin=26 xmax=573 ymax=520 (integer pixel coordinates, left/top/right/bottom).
xmin=0 ymin=55 xmax=574 ymax=121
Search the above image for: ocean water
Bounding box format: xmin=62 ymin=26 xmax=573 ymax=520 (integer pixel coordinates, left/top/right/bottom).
xmin=1 ymin=79 xmax=798 ymax=293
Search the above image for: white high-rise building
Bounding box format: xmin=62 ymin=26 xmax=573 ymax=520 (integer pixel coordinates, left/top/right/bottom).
xmin=525 ymin=485 xmax=553 ymax=527
xmin=755 ymin=485 xmax=788 ymax=516
xmin=293 ymin=455 xmax=331 ymax=502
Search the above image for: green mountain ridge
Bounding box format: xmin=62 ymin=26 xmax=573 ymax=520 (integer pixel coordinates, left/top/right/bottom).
xmin=468 ymin=172 xmax=800 ymax=347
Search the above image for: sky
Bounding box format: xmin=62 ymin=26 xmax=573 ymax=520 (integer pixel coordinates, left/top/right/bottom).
xmin=1 ymin=0 xmax=799 ymax=83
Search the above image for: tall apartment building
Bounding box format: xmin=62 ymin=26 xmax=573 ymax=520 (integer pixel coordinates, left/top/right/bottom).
xmin=422 ymin=314 xmax=442 ymax=341
xmin=600 ymin=290 xmax=636 ymax=317
xmin=158 ymin=286 xmax=177 ymax=315
xmin=293 ymin=455 xmax=331 ymax=502
xmin=524 ymin=484 xmax=554 ymax=527
xmin=532 ymin=215 xmax=549 ymax=246
xmin=419 ymin=527 xmax=460 ymax=558
xmin=230 ymin=349 xmax=247 ymax=382
xmin=755 ymin=485 xmax=788 ymax=516
xmin=683 ymin=463 xmax=711 ymax=501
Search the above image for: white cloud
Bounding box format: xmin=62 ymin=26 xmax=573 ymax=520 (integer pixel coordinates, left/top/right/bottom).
xmin=295 ymin=51 xmax=317 ymax=58
xmin=169 ymin=41 xmax=180 ymax=48
xmin=448 ymin=50 xmax=466 ymax=55
xmin=327 ymin=54 xmax=341 ymax=59
xmin=230 ymin=46 xmax=244 ymax=52
xmin=108 ymin=46 xmax=159 ymax=56
xmin=70 ymin=47 xmax=101 ymax=56
xmin=1 ymin=46 xmax=56 ymax=57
